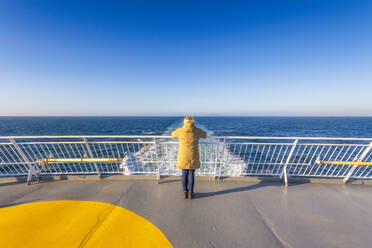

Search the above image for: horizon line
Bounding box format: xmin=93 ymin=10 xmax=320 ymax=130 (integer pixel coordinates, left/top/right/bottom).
xmin=1 ymin=115 xmax=372 ymax=118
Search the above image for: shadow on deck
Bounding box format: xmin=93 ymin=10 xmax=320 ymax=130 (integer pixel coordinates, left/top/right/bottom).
xmin=1 ymin=178 xmax=371 ymax=248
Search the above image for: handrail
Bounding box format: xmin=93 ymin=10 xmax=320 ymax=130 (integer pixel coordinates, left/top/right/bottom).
xmin=0 ymin=135 xmax=371 ymax=186
xmin=0 ymin=135 xmax=372 ymax=141
xmin=317 ymin=160 xmax=372 ymax=166
xmin=40 ymin=158 xmax=123 ymax=164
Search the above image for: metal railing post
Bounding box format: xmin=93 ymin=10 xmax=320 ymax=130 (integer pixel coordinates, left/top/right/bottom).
xmin=343 ymin=141 xmax=372 ymax=183
xmin=281 ymin=139 xmax=299 ymax=187
xmin=213 ymin=141 xmax=219 ymax=179
xmin=154 ymin=138 xmax=160 ymax=184
xmin=218 ymin=138 xmax=226 ymax=180
xmin=83 ymin=138 xmax=101 ymax=179
xmin=9 ymin=138 xmax=35 ymax=185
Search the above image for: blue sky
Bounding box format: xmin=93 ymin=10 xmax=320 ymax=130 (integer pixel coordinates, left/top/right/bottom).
xmin=0 ymin=0 xmax=371 ymax=116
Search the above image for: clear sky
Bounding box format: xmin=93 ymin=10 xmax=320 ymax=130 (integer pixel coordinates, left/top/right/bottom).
xmin=1 ymin=0 xmax=371 ymax=116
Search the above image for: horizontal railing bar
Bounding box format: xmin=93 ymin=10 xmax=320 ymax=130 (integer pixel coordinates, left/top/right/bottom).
xmin=0 ymin=135 xmax=171 ymax=139
xmin=282 ymin=175 xmax=344 ymax=178
xmin=221 ymin=142 xmax=292 ymax=145
xmin=222 ymin=143 xmax=368 ymax=146
xmin=40 ymin=158 xmax=124 ymax=164
xmin=0 ymin=162 xmax=38 ymax=165
xmin=214 ymin=136 xmax=372 ymax=141
xmin=3 ymin=142 xmax=367 ymax=148
xmin=240 ymin=173 xmax=281 ymax=176
xmin=88 ymin=141 xmax=155 ymax=144
xmin=7 ymin=141 xmax=371 ymax=147
xmin=318 ymin=160 xmax=372 ymax=166
xmin=295 ymin=143 xmax=368 ymax=147
xmin=36 ymin=172 xmax=110 ymax=175
xmin=229 ymin=162 xmax=311 ymax=165
xmin=17 ymin=142 xmax=85 ymax=145
xmin=37 ymin=172 xmax=158 ymax=175
xmin=36 ymin=161 xmax=224 ymax=164
xmin=1 ymin=162 xmax=314 ymax=166
xmin=1 ymin=135 xmax=372 ymax=141
xmin=0 ymin=174 xmax=28 ymax=177
xmin=15 ymin=141 xmax=156 ymax=145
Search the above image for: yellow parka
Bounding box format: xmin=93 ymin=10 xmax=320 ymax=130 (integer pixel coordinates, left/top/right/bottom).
xmin=171 ymin=123 xmax=207 ymax=170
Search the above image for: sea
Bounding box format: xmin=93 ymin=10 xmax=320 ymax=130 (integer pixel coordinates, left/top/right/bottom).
xmin=0 ymin=116 xmax=371 ymax=138
xmin=1 ymin=116 xmax=371 ymax=177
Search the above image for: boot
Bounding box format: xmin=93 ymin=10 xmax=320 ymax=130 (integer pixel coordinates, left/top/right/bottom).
xmin=183 ymin=192 xmax=188 ymax=199
xmin=188 ymin=192 xmax=193 ymax=200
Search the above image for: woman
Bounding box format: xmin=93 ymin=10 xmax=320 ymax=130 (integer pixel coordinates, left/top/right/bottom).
xmin=171 ymin=116 xmax=207 ymax=199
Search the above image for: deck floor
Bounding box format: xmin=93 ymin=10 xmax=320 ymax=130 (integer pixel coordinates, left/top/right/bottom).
xmin=1 ymin=178 xmax=372 ymax=248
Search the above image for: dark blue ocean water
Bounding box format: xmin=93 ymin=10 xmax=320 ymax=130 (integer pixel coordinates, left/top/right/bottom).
xmin=0 ymin=116 xmax=371 ymax=138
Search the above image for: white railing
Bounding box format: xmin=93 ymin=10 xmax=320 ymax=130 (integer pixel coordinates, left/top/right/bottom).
xmin=1 ymin=135 xmax=372 ymax=185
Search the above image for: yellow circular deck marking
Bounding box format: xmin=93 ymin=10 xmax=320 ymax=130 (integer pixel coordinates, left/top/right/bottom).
xmin=0 ymin=200 xmax=173 ymax=248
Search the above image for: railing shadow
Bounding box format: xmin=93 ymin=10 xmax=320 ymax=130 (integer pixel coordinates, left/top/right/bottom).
xmin=194 ymin=180 xmax=311 ymax=199
xmin=0 ymin=200 xmax=37 ymax=208
xmin=193 ymin=181 xmax=268 ymax=199
xmin=0 ymin=177 xmax=27 ymax=187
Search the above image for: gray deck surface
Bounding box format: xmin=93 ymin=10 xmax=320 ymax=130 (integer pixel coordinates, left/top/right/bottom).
xmin=1 ymin=179 xmax=372 ymax=248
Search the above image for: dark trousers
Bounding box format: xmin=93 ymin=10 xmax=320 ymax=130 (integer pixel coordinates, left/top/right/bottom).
xmin=181 ymin=169 xmax=195 ymax=193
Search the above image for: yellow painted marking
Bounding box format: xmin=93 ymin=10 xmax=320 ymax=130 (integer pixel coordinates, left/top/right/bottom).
xmin=0 ymin=200 xmax=173 ymax=248
xmin=319 ymin=161 xmax=372 ymax=166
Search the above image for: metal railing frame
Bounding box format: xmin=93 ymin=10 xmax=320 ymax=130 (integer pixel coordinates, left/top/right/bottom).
xmin=1 ymin=135 xmax=372 ymax=186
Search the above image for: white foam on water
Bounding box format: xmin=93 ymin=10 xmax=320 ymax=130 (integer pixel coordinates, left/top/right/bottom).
xmin=120 ymin=119 xmax=246 ymax=176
